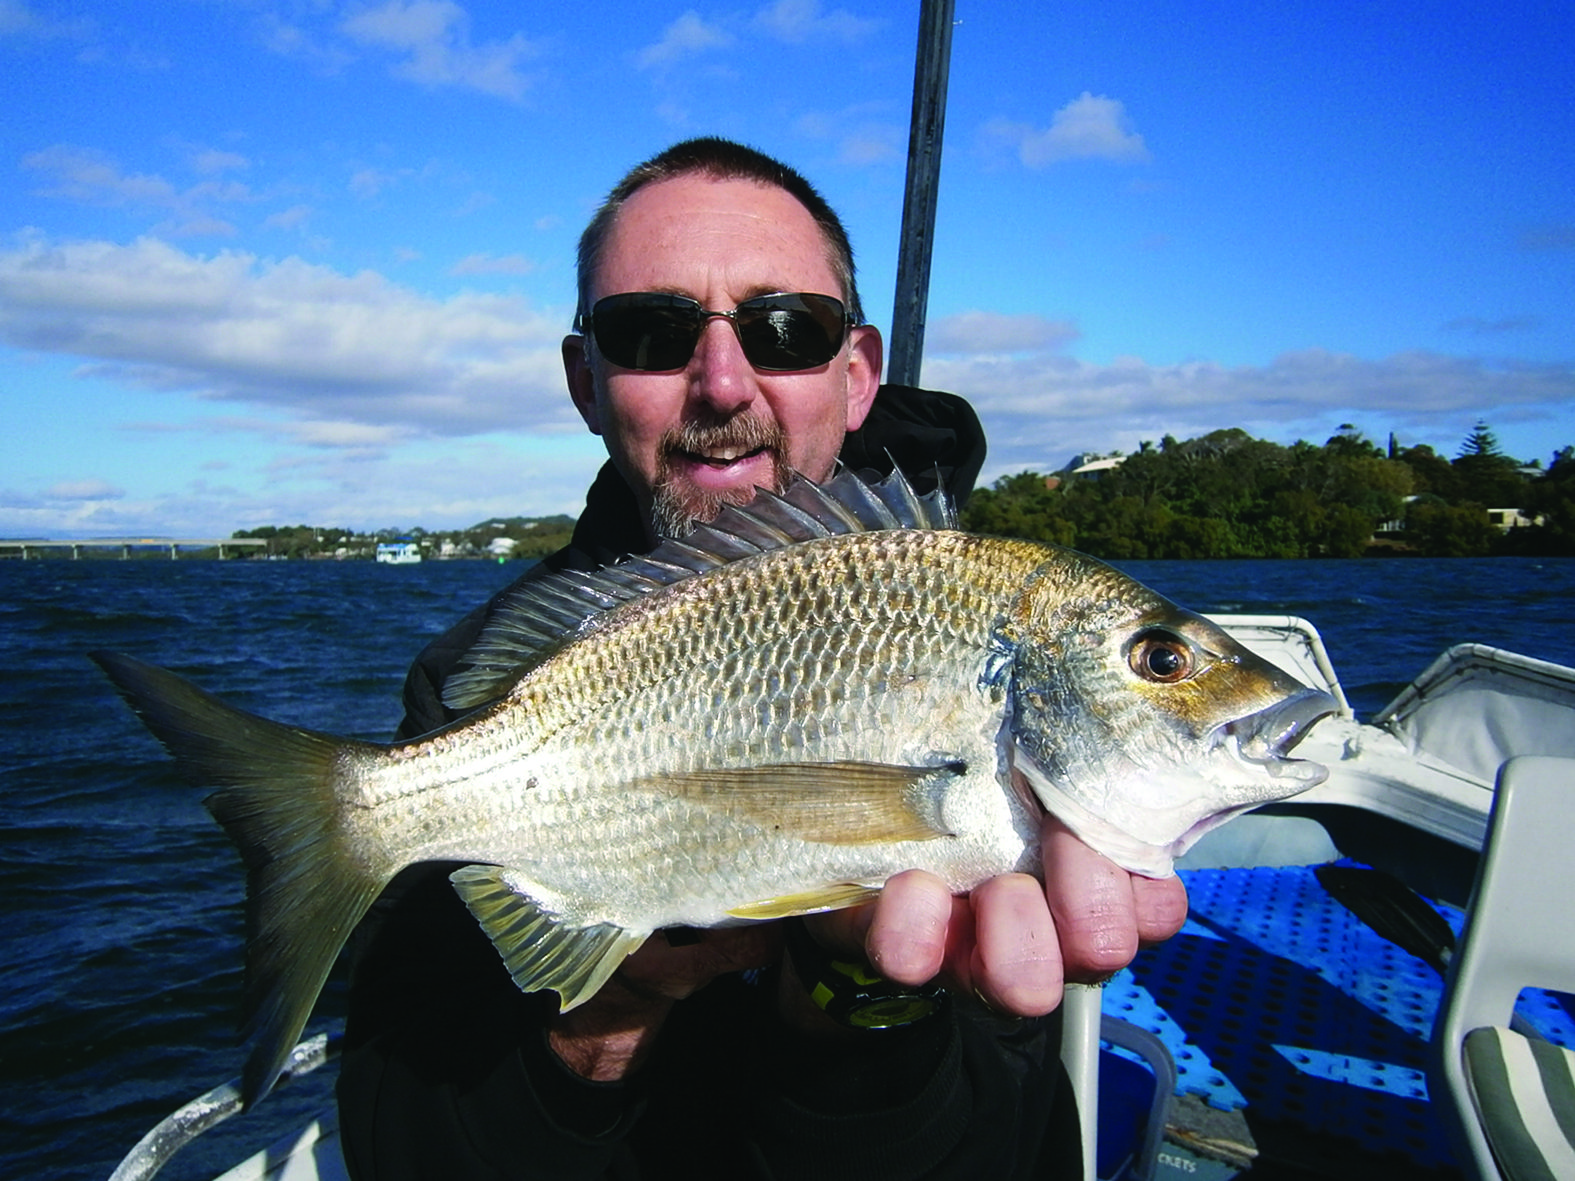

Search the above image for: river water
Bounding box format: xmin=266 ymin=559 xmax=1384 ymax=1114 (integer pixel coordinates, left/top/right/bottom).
xmin=2 ymin=554 xmax=1571 ymax=1179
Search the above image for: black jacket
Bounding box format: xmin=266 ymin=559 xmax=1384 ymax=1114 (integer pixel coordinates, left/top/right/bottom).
xmin=336 ymin=388 xmax=1079 ymax=1179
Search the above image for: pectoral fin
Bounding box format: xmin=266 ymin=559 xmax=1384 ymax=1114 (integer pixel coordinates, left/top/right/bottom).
xmin=726 ymin=882 xmax=883 ymax=920
xmin=449 ymin=865 xmax=649 ymax=1011
xmin=635 ymin=760 xmax=961 ymax=846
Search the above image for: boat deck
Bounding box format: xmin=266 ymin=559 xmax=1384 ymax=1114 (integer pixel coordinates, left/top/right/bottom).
xmin=1111 ymin=860 xmax=1575 ymax=1178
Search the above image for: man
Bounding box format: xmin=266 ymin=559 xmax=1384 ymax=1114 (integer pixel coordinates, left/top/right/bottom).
xmin=338 ymin=137 xmax=1187 ymax=1179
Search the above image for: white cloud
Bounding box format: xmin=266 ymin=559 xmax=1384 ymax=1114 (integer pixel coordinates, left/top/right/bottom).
xmin=926 ymin=310 xmax=1080 ymax=355
xmin=340 ymin=1 xmax=539 ymax=100
xmin=754 ymin=0 xmax=879 ymax=44
xmin=263 ymin=204 xmax=314 ymax=231
xmin=348 ymin=167 xmax=396 ymax=199
xmin=923 ymin=345 xmax=1575 ymax=477
xmin=45 ymin=479 xmax=123 ymax=501
xmin=795 ymin=106 xmax=905 ymax=167
xmin=1518 ymin=224 xmax=1575 ymax=251
xmin=450 ymin=252 xmax=536 ymax=276
xmin=0 ymin=233 xmax=577 ymax=439
xmin=986 ymin=93 xmax=1151 ymax=168
xmin=0 ymin=438 xmax=603 ymax=537
xmin=24 ymin=144 xmax=178 ymax=206
xmin=0 ymin=0 xmax=40 ymax=34
xmin=256 ymin=12 xmax=356 ymax=73
xmin=0 ymin=0 xmax=91 ymax=40
xmin=1443 ymin=315 xmax=1540 ymax=335
xmin=22 ymin=145 xmax=251 ymax=236
xmin=637 ymin=11 xmax=734 ymax=68
xmin=836 ymin=129 xmax=902 ymax=165
xmin=191 ymin=148 xmax=250 ymax=176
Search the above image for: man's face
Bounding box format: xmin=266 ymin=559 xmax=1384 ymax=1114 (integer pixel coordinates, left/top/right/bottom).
xmin=564 ymin=174 xmax=882 ymax=541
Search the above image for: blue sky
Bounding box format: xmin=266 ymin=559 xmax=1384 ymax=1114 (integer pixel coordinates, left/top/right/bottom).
xmin=2 ymin=0 xmax=1571 ymax=538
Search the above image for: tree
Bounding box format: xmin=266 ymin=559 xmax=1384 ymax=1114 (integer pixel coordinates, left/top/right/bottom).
xmin=1457 ymin=420 xmax=1502 ymax=459
xmin=1405 ymin=501 xmax=1501 ymax=557
xmin=1452 ymin=420 xmax=1526 ymax=509
xmin=958 ymin=424 xmax=1575 ymax=560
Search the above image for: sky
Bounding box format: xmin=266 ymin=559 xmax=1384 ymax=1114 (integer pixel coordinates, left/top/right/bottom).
xmin=2 ymin=0 xmax=1572 ymax=538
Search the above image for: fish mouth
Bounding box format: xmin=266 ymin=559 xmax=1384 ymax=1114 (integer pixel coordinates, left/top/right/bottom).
xmin=1153 ymin=688 xmax=1339 ymax=865
xmin=1225 ymin=686 xmax=1338 ymax=773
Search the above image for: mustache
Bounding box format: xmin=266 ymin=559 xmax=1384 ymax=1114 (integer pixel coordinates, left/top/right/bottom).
xmin=657 ymin=415 xmax=786 ymax=462
xmin=650 ymin=415 xmax=791 ymax=540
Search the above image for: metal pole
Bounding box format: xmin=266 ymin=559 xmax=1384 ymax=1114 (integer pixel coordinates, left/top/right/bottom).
xmin=888 ymin=0 xmax=955 ymax=389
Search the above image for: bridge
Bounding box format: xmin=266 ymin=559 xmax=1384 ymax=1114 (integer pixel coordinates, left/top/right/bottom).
xmin=0 ymin=537 xmax=271 ymax=560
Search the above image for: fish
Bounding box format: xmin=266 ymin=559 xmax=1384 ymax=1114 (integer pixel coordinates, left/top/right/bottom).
xmin=92 ymin=468 xmax=1335 ymax=1105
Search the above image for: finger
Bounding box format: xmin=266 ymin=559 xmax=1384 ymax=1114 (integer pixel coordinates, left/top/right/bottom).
xmin=862 ymin=868 xmax=954 ymax=986
xmin=1040 ymin=816 xmax=1140 ymax=982
xmin=1132 ymin=870 xmax=1189 ymax=945
xmin=802 ymin=899 xmax=875 ymax=960
xmin=968 ymin=873 xmax=1063 ymax=1016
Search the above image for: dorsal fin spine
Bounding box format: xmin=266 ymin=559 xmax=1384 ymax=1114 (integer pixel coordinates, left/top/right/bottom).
xmin=440 ymin=469 xmax=953 ymax=712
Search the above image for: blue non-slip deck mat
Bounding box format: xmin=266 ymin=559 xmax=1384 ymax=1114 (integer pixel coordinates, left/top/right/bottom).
xmin=1104 ymin=862 xmax=1575 ymax=1173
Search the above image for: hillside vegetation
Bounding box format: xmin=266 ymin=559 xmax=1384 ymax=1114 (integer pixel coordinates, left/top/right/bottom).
xmin=960 ymin=422 xmax=1575 ymax=559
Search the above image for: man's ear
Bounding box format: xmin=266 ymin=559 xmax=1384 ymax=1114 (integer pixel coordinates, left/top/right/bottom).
xmin=563 ymin=334 xmax=602 ymax=435
xmin=844 ymin=323 xmax=883 ymax=432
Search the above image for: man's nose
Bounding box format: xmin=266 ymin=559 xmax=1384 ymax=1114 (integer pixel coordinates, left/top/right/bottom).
xmin=686 ymin=317 xmax=758 ymax=414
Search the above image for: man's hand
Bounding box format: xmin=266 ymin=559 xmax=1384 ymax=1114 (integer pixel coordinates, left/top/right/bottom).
xmin=806 ymin=815 xmax=1189 ymax=1017
xmin=551 ymin=813 xmax=1190 ymax=1077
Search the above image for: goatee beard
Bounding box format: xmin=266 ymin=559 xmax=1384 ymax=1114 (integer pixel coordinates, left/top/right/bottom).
xmin=650 ymin=416 xmax=790 ymax=540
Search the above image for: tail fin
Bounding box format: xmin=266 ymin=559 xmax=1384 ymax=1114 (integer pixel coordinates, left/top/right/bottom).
xmin=91 ymin=650 xmax=390 ymax=1107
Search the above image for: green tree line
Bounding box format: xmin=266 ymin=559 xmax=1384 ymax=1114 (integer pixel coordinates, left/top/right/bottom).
xmin=960 ymin=422 xmax=1575 ymax=559
xmin=231 ymin=515 xmax=575 ymax=560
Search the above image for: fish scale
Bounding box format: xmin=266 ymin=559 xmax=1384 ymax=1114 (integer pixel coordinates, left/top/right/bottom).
xmin=92 ymin=468 xmax=1336 ymax=1106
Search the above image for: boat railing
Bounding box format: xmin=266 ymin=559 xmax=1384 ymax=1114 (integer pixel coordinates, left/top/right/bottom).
xmin=107 ymin=1032 xmax=341 ymax=1181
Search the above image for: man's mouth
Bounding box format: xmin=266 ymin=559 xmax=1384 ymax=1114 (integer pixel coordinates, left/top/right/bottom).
xmin=650 ymin=416 xmax=791 ymax=539
xmin=660 ymin=416 xmax=785 ymax=481
xmin=683 ymin=444 xmax=770 ymax=468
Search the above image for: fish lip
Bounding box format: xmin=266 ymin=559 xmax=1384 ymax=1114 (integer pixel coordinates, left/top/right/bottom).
xmin=1225 ymin=687 xmax=1338 ymax=768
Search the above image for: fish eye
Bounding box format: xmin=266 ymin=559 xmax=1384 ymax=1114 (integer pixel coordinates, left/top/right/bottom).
xmin=1128 ymin=631 xmax=1194 ymax=683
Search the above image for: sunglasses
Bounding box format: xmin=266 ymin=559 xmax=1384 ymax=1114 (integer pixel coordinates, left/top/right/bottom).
xmin=576 ymin=291 xmax=853 ymax=372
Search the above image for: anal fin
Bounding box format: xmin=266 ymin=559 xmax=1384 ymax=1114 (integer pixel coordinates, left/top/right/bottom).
xmin=449 ymin=865 xmax=649 ymax=1010
xmin=726 ymin=882 xmax=883 ymax=920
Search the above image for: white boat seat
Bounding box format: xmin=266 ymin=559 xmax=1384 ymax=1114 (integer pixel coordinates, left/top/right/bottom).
xmin=1431 ymin=755 xmax=1575 ymax=1180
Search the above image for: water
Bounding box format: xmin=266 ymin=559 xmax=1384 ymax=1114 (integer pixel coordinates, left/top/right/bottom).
xmin=1 ymin=555 xmax=1571 ymax=1180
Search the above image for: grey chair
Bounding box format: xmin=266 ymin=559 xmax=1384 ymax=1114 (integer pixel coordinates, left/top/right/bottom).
xmin=1432 ymin=755 xmax=1575 ymax=1180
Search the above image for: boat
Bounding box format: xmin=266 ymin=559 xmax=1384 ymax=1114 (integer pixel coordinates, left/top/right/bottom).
xmin=372 ymin=542 xmax=422 ymax=565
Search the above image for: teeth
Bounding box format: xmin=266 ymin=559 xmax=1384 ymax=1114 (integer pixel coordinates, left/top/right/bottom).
xmin=692 ymin=446 xmax=753 ymax=464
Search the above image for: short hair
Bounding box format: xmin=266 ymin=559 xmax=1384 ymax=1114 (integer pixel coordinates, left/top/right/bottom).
xmin=575 ymin=137 xmax=865 ymax=326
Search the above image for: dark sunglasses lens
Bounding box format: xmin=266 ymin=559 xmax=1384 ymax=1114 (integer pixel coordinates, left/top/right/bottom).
xmin=593 ymin=296 xmax=703 ymax=370
xmin=589 ymin=292 xmax=849 ymax=372
xmin=734 ymin=294 xmax=848 ymax=371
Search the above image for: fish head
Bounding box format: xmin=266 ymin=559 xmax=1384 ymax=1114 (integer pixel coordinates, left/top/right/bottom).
xmin=999 ymin=554 xmax=1336 ymax=877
